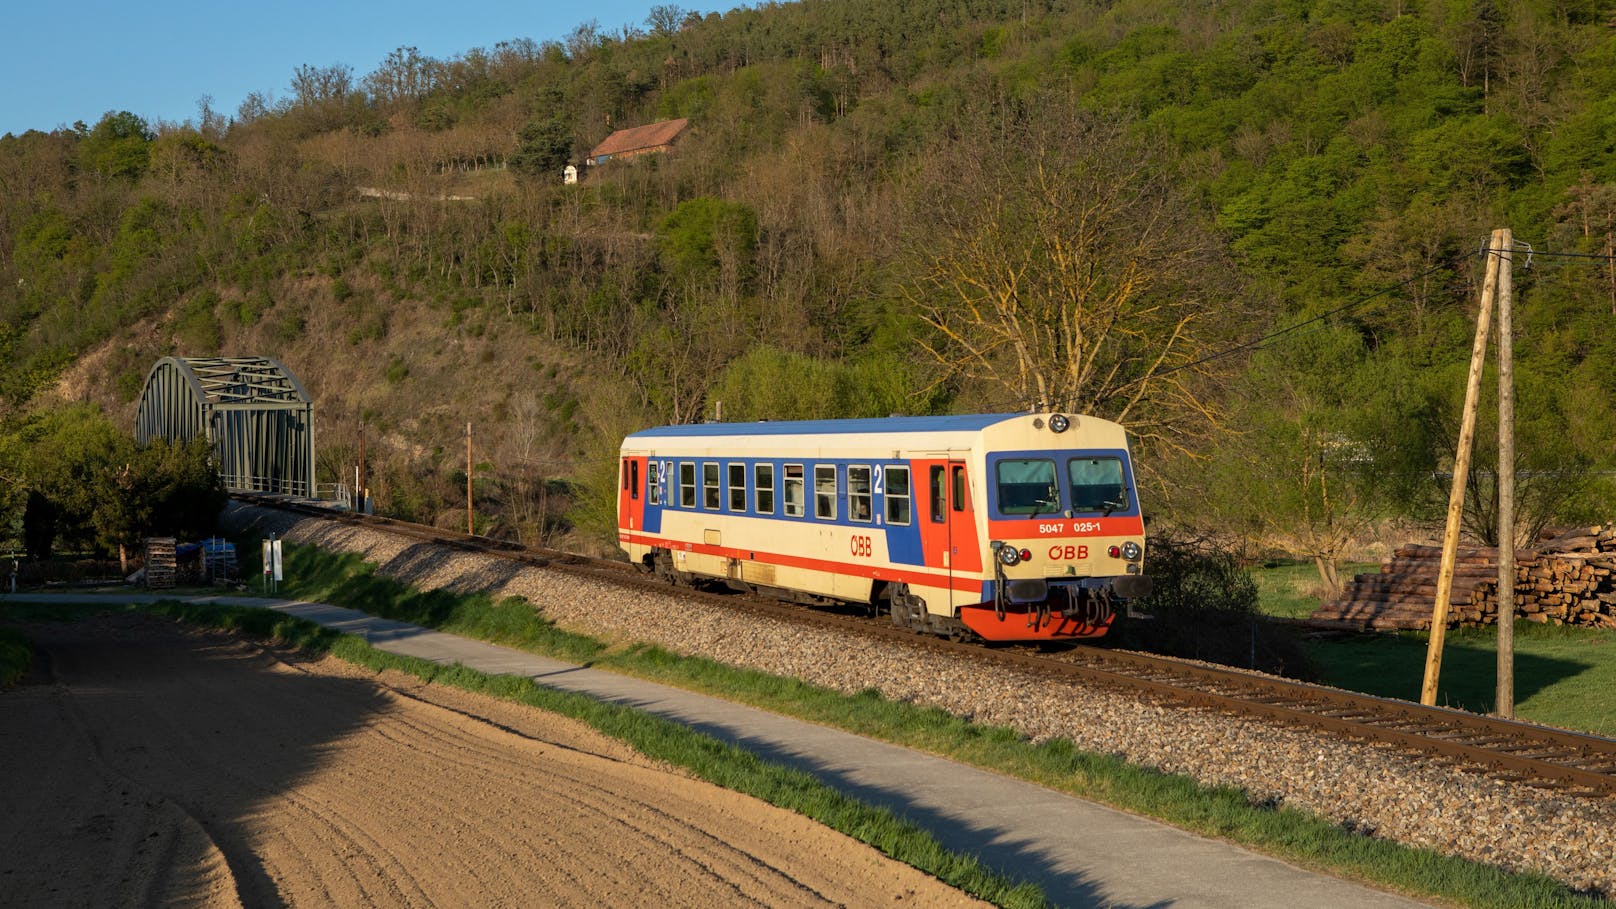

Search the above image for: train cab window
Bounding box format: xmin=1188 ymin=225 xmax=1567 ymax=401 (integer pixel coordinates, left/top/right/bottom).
xmin=755 ymin=464 xmax=776 ymax=514
xmin=783 ymin=465 xmax=806 ymax=517
xmin=814 ymin=466 xmax=837 ymax=520
xmin=848 ymin=466 xmax=872 ymax=523
xmin=1069 ymin=457 xmax=1128 ymax=514
xmin=952 ymin=465 xmax=969 ymax=513
xmin=929 ymin=466 xmax=946 ymax=523
xmin=728 ymin=463 xmax=747 ymax=511
xmin=631 ymin=460 xmax=640 ymax=500
xmin=884 ymin=466 xmax=911 ymax=525
xmin=647 ymin=461 xmax=661 ymax=505
xmin=621 ymin=459 xmax=629 ymax=491
xmin=995 ymin=458 xmax=1059 ymax=515
xmin=679 ymin=463 xmax=696 ymax=508
xmin=703 ymin=462 xmax=721 ymax=509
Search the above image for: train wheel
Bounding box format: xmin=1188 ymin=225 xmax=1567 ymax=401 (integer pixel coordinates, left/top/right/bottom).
xmin=889 ymin=584 xmax=927 ymax=633
xmin=651 ymin=549 xmax=682 ymax=586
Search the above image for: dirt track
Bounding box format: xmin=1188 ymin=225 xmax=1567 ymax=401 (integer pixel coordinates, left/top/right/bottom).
xmin=0 ymin=613 xmax=985 ymax=907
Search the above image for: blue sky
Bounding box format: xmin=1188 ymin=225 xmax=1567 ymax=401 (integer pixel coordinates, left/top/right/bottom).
xmin=1 ymin=0 xmax=725 ymax=136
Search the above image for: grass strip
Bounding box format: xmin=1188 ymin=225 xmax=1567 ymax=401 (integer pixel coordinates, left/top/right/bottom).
xmin=28 ymin=599 xmax=1046 ymax=909
xmin=249 ymin=541 xmax=1604 ymax=909
xmin=0 ymin=627 xmax=30 ymax=688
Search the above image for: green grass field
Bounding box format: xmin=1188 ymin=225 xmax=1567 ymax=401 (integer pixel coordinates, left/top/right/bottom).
xmin=1250 ymin=561 xmax=1616 ymax=735
xmin=1306 ymin=625 xmax=1616 ymax=736
xmin=1251 ymin=560 xmax=1378 ymax=619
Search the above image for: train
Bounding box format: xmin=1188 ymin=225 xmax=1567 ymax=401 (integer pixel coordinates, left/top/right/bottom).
xmin=615 ymin=412 xmax=1151 ymax=642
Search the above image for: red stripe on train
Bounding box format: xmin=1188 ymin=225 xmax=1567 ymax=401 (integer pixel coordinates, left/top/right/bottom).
xmin=617 ymin=532 xmax=984 ymax=594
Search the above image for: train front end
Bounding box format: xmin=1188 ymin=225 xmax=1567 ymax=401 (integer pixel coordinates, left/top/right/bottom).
xmin=959 ymin=414 xmax=1150 ymax=642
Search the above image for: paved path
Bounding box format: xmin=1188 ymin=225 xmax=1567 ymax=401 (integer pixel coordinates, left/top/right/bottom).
xmin=3 ymin=592 xmax=1432 ymax=908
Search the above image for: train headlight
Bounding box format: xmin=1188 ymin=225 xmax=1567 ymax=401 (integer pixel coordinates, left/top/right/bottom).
xmin=996 ymin=545 xmax=1021 ymax=566
xmin=1122 ymin=541 xmax=1142 ymax=561
xmin=1048 ymin=413 xmax=1070 ymax=433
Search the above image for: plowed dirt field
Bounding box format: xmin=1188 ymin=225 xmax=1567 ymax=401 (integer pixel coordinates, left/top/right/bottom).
xmin=0 ymin=612 xmax=984 ymax=908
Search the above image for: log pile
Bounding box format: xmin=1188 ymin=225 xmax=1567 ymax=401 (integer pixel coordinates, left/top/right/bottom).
xmin=1312 ymin=527 xmax=1616 ymax=631
xmin=1466 ymin=527 xmax=1616 ymax=630
xmin=1312 ymin=544 xmax=1518 ymax=630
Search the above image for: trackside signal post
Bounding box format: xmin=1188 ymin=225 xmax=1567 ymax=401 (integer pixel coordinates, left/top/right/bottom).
xmin=1423 ymin=228 xmax=1516 ymax=712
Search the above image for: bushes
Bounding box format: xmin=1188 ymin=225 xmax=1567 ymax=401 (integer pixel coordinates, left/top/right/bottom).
xmin=1110 ymin=529 xmax=1315 ymax=679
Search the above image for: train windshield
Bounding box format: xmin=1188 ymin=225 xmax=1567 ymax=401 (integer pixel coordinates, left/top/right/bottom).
xmin=995 ymin=459 xmax=1060 ymax=515
xmin=1068 ymin=457 xmax=1128 ymax=514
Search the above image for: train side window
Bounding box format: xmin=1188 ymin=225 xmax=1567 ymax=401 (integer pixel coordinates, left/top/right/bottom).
xmin=814 ymin=465 xmax=837 ymax=520
xmin=703 ymin=462 xmax=721 ymax=510
xmin=728 ymin=463 xmax=746 ymax=511
xmin=679 ymin=463 xmax=696 ymax=508
xmin=755 ymin=463 xmax=775 ymax=514
xmin=929 ymin=466 xmax=946 ymax=522
xmin=848 ymin=466 xmax=872 ymax=523
xmin=621 ymin=459 xmax=629 ymax=491
xmin=885 ymin=466 xmax=911 ymax=525
xmin=952 ymin=465 xmax=969 ymax=512
xmin=631 ymin=460 xmax=640 ymax=500
xmin=783 ymin=464 xmax=805 ymax=517
xmin=647 ymin=461 xmax=661 ymax=505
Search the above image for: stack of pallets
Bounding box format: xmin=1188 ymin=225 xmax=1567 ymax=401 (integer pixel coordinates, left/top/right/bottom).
xmin=144 ymin=537 xmax=177 ymax=589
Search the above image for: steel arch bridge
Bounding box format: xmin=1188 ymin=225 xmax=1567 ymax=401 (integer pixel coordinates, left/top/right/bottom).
xmin=135 ymin=357 xmax=316 ymax=496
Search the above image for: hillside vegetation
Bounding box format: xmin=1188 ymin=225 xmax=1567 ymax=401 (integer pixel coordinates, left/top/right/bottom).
xmin=3 ymin=0 xmax=1616 ymax=573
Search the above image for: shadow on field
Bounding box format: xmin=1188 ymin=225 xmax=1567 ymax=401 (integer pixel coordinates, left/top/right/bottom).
xmin=0 ymin=613 xmax=388 ymax=907
xmin=1307 ymin=632 xmax=1591 ymax=713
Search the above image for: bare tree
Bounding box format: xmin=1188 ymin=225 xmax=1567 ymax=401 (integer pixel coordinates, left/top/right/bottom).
xmin=647 ymin=4 xmax=686 ymax=36
xmin=902 ymin=95 xmax=1244 ymax=456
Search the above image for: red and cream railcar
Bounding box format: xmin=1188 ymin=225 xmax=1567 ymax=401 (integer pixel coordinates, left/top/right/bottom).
xmin=616 ymin=413 xmax=1150 ymax=642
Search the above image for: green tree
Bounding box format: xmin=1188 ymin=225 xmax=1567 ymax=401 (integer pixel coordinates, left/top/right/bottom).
xmin=93 ymin=438 xmax=227 ymax=568
xmin=509 ymin=115 xmax=575 ymax=178
xmin=1187 ymin=331 xmax=1437 ymax=594
xmin=77 ymin=110 xmax=152 ymax=180
xmin=0 ymin=407 xmax=224 ymax=567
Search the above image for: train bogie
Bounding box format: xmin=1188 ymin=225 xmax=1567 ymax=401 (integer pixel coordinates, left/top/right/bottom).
xmin=617 ymin=413 xmax=1150 ymax=643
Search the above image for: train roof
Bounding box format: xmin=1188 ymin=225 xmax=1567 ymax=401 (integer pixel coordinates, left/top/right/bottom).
xmin=625 ymin=413 xmax=1020 ymax=440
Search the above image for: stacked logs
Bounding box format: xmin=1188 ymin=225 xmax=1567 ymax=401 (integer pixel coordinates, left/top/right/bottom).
xmin=1313 ymin=544 xmax=1518 ymax=630
xmin=1466 ymin=526 xmax=1616 ymax=630
xmin=1313 ymin=527 xmax=1616 ymax=630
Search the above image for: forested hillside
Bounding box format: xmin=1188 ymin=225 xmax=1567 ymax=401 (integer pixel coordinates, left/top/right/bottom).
xmin=3 ymin=0 xmax=1616 ymax=577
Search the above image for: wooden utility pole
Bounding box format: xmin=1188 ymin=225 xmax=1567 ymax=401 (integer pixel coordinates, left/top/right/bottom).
xmin=357 ymin=419 xmax=367 ymax=514
xmin=466 ymin=422 xmax=475 ymax=536
xmin=1422 ymin=233 xmax=1504 ymax=707
xmin=1495 ymin=229 xmax=1516 ymax=718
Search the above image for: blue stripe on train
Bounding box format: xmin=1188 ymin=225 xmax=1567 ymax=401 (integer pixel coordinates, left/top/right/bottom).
xmin=637 ymin=456 xmax=926 ymax=566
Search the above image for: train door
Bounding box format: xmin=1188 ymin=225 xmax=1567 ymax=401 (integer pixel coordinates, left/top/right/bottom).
xmin=928 ymin=458 xmax=973 ymax=610
xmin=618 ymin=451 xmax=649 ymax=532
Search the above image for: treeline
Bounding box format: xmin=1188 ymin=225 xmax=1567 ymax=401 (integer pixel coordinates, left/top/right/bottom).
xmin=3 ymin=0 xmax=1616 ymax=579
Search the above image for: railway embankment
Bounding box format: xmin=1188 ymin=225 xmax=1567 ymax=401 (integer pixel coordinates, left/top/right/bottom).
xmin=224 ymin=501 xmax=1616 ymax=899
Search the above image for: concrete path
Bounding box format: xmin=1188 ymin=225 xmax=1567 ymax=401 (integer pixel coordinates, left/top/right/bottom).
xmin=3 ymin=592 xmax=1432 ymax=908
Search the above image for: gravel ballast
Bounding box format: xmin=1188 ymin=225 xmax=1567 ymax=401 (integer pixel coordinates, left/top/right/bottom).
xmin=228 ymin=504 xmax=1616 ymax=898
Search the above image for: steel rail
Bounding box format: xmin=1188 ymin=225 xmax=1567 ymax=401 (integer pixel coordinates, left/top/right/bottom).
xmin=233 ymin=494 xmax=1616 ymax=798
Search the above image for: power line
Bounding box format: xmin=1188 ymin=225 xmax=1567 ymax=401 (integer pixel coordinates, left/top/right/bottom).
xmin=1143 ymin=257 xmax=1464 ymax=385
xmin=967 ymin=237 xmax=1613 ymax=410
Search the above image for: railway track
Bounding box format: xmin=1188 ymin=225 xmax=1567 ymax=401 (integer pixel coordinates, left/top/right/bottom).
xmin=235 ymin=494 xmax=1616 ymax=799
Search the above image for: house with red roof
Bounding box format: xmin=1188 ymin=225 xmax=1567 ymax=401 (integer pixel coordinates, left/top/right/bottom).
xmin=585 ymin=117 xmax=690 ymax=167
